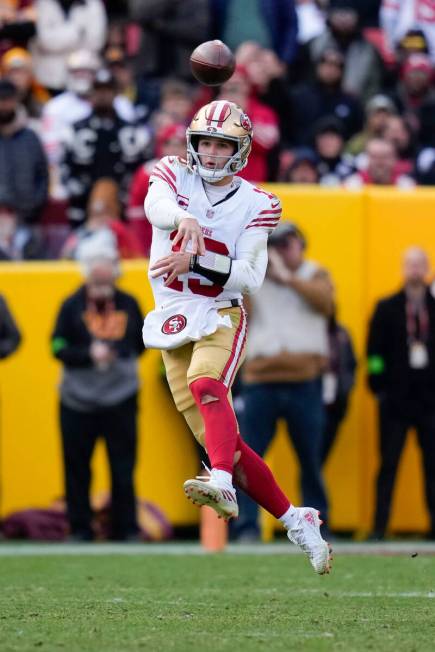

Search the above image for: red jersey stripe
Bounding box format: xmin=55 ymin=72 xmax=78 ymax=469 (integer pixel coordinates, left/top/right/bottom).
xmin=246 ymin=221 xmax=279 ymax=229
xmin=220 ymin=308 xmax=246 ymax=386
xmin=160 ymin=161 xmax=176 ymax=182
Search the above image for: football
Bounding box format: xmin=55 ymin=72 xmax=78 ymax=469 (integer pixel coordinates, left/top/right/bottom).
xmin=190 ymin=40 xmax=236 ymax=86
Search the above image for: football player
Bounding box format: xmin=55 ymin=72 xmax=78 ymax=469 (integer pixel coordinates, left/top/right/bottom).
xmin=142 ymin=100 xmax=332 ymax=574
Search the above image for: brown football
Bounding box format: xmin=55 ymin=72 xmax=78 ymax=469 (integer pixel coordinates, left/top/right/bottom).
xmin=190 ymin=40 xmax=236 ymax=86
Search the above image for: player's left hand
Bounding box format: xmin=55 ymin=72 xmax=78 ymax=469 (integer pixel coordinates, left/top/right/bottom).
xmin=150 ymin=252 xmax=192 ymax=286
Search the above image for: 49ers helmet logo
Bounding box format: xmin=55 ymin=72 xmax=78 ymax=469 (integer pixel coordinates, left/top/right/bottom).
xmin=240 ymin=113 xmax=252 ymax=132
xmin=162 ymin=314 xmax=187 ymax=335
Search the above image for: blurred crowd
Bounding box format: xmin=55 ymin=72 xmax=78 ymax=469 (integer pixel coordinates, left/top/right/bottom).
xmin=1 ymin=0 xmax=435 ymax=541
xmin=0 ymin=0 xmax=434 ymax=262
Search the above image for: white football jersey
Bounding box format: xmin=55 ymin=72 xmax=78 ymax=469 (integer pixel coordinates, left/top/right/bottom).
xmin=148 ymin=155 xmax=281 ymax=308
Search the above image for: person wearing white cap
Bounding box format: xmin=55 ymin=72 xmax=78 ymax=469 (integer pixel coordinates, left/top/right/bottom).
xmin=30 ymin=0 xmax=107 ymax=92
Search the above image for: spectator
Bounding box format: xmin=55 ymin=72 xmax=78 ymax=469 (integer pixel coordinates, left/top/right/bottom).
xmin=234 ymin=39 xmax=264 ymax=69
xmin=344 ymin=138 xmax=415 ymax=187
xmin=0 ymin=293 xmax=21 ymax=360
xmin=30 ymin=0 xmax=107 ymax=93
xmin=321 ymin=312 xmax=357 ymax=464
xmin=217 ymin=66 xmax=280 ymax=182
xmin=281 ymin=147 xmax=320 ymax=184
xmin=150 ymin=79 xmax=193 ymax=132
xmin=237 ymin=45 xmax=293 ymax=147
xmin=0 ymin=203 xmax=45 ymax=260
xmin=381 ymin=0 xmax=435 ymax=64
xmin=127 ymin=122 xmax=187 ymax=257
xmin=41 ymin=49 xmax=136 ymax=199
xmin=62 ymin=178 xmax=143 ymax=259
xmin=1 ymin=47 xmax=50 ymax=131
xmin=313 ymin=115 xmax=355 ymax=185
xmin=234 ymin=222 xmax=333 ymax=541
xmin=51 ymin=246 xmax=145 ymax=541
xmin=395 ymin=28 xmax=432 ymax=67
xmin=0 ymin=79 xmax=48 ymax=224
xmin=383 ymin=114 xmax=416 ymax=177
xmin=346 ymin=93 xmax=396 ymax=157
xmin=104 ymin=45 xmax=153 ymax=121
xmin=391 ymin=54 xmax=435 ymax=148
xmin=290 ymin=48 xmax=364 ymax=145
xmin=0 ymin=1 xmax=36 ymax=57
xmin=367 ymin=247 xmax=435 ymax=540
xmin=211 ymin=0 xmax=299 ymax=66
xmin=62 ymin=68 xmax=149 ymax=225
xmin=309 ymin=2 xmax=384 ymax=101
xmin=128 ymin=0 xmax=209 ymax=80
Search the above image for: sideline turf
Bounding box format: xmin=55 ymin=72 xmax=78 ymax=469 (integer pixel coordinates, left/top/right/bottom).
xmin=0 ymin=554 xmax=434 ymax=651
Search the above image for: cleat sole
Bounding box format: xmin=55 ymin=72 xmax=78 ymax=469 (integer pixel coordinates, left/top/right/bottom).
xmin=183 ymin=479 xmax=238 ymax=520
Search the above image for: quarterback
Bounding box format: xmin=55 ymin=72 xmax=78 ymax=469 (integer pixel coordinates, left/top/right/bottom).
xmin=143 ymin=100 xmax=332 ymax=574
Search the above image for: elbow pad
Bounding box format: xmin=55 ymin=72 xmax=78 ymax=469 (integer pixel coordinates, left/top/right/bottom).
xmin=189 ymin=251 xmax=232 ymax=285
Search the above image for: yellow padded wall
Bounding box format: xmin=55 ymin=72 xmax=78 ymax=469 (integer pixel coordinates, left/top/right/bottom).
xmin=0 ymin=186 xmax=434 ymax=534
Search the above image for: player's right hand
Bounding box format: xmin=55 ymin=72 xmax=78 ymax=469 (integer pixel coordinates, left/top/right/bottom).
xmin=172 ymin=217 xmax=206 ymax=256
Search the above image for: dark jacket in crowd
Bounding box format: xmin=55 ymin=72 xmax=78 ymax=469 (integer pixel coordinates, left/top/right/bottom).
xmin=391 ymin=86 xmax=435 ymax=149
xmin=367 ymin=288 xmax=435 ymax=405
xmin=211 ymin=0 xmax=298 ymax=65
xmin=0 ymin=294 xmax=21 ymax=359
xmin=51 ymin=286 xmax=144 ymax=411
xmin=63 ymin=112 xmax=147 ymax=224
xmin=308 ymin=27 xmax=383 ymax=102
xmin=0 ymin=122 xmax=49 ymax=223
xmin=290 ymin=81 xmax=364 ymax=145
xmin=128 ymin=0 xmax=210 ymax=79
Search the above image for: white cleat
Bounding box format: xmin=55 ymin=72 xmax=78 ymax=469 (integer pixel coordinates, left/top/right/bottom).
xmin=183 ymin=476 xmax=239 ymax=521
xmin=287 ymin=507 xmax=332 ymax=575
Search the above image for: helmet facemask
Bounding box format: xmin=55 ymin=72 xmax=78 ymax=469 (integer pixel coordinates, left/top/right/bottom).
xmin=187 ymin=133 xmax=250 ymax=182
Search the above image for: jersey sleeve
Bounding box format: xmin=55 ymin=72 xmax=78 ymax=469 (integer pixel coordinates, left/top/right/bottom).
xmin=148 ymin=155 xmax=179 ymax=196
xmin=224 ymin=228 xmax=269 ymax=295
xmin=145 ymin=156 xmax=189 ymax=230
xmin=245 ymin=190 xmax=282 ymax=234
xmin=223 ymin=190 xmax=282 ymax=294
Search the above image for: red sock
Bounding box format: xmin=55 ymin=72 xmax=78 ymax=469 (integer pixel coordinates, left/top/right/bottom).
xmin=189 ymin=377 xmax=238 ymax=474
xmin=234 ymin=434 xmax=291 ymax=518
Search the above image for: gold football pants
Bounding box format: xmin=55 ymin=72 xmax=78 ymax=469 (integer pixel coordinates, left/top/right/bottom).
xmin=161 ymin=307 xmax=246 ymax=446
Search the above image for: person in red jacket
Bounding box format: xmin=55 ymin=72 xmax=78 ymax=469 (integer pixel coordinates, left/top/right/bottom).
xmin=344 ymin=138 xmax=415 ymax=188
xmin=127 ymin=123 xmax=187 ymax=256
xmin=216 ymin=65 xmax=280 ymax=182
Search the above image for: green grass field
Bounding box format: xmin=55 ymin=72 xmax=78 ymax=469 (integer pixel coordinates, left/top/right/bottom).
xmin=1 ymin=548 xmax=435 ymax=651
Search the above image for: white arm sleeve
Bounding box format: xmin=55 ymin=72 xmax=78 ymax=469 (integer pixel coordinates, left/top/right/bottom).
xmin=144 ymin=177 xmax=196 ymax=230
xmin=224 ymin=228 xmax=269 ymax=295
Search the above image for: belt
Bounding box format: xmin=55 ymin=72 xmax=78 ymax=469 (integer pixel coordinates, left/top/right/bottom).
xmin=215 ymin=298 xmax=242 ymax=309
